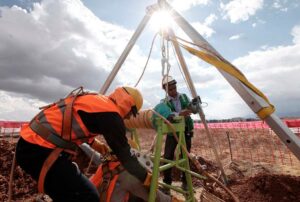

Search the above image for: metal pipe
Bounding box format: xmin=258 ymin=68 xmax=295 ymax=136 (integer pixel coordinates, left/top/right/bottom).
xmin=99 ymin=10 xmax=153 ymax=94
xmin=168 ymin=28 xmax=228 ymax=184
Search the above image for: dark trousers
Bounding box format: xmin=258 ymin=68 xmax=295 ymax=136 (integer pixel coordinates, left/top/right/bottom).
xmin=16 ymin=137 xmax=99 ymax=202
xmin=163 ymin=134 xmax=192 ymax=185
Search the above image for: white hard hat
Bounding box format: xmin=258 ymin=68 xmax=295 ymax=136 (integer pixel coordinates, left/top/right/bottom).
xmin=162 ymin=75 xmax=176 ymax=89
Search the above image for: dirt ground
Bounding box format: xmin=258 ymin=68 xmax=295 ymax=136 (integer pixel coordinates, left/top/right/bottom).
xmin=0 ymin=140 xmax=40 ymax=202
xmin=1 ymin=128 xmax=300 ymax=201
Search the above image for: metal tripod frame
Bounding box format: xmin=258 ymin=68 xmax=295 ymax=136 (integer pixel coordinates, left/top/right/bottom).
xmin=99 ymin=0 xmax=300 ymax=162
xmin=99 ymin=0 xmax=228 ymax=184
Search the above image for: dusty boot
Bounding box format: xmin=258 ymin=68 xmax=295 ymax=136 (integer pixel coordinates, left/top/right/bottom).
xmin=171 ymin=196 xmax=184 ymax=202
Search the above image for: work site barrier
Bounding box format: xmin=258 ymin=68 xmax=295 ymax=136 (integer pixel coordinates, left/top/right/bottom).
xmin=193 ymin=119 xmax=300 ymax=173
xmin=0 ymin=121 xmax=27 ymax=137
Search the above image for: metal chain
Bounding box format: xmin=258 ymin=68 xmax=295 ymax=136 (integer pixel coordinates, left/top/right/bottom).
xmin=161 ymin=38 xmax=167 ymax=76
xmin=161 ymin=37 xmax=172 ymax=99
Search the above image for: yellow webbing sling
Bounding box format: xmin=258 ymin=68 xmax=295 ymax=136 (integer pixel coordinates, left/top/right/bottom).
xmin=171 ymin=37 xmax=275 ymax=119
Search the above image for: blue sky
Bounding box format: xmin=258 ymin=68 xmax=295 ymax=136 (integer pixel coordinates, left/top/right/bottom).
xmin=0 ymin=0 xmax=299 ymax=121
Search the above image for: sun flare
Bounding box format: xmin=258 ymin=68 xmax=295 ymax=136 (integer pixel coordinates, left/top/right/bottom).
xmin=149 ymin=10 xmax=173 ymax=32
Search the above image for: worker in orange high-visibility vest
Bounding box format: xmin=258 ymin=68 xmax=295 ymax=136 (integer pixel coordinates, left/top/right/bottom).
xmin=15 ymin=86 xmax=151 ymax=202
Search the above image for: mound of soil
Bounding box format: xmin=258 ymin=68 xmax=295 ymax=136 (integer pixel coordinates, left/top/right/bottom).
xmin=214 ymin=173 xmax=300 ymax=202
xmin=233 ymin=174 xmax=300 ymax=202
xmin=0 ymin=140 xmax=39 ymax=201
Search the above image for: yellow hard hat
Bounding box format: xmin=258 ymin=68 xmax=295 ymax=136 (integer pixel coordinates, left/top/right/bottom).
xmin=123 ymin=86 xmax=143 ymax=112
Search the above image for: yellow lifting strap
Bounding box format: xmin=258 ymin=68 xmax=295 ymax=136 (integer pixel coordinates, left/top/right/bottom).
xmin=171 ymin=37 xmax=275 ymax=120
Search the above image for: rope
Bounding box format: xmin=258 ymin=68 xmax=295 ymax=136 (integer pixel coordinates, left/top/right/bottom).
xmin=134 ymin=32 xmax=159 ymax=87
xmin=124 ymin=109 xmax=154 ymax=129
xmin=173 ymin=35 xmax=216 ymax=56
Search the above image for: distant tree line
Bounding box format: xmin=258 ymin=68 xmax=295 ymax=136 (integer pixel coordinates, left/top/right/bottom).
xmin=194 ymin=117 xmax=259 ymax=123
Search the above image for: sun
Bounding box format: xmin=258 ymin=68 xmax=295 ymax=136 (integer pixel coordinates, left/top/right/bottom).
xmin=149 ymin=10 xmax=174 ymax=32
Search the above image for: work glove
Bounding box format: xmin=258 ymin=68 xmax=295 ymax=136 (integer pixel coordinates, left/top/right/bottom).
xmin=91 ymin=138 xmax=110 ymax=155
xmin=143 ymin=172 xmax=152 ymax=186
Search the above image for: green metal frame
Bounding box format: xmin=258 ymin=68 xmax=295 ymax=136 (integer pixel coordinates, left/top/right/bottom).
xmin=148 ymin=116 xmax=197 ymax=202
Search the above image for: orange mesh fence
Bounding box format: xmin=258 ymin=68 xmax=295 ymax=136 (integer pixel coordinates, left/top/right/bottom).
xmin=193 ymin=119 xmax=300 ymax=173
xmin=0 ymin=121 xmax=27 ymax=138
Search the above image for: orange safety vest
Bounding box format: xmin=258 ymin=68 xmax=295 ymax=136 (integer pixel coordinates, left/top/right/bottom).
xmin=90 ymin=161 xmax=129 ymax=202
xmin=20 ymin=87 xmax=123 ymax=193
xmin=21 ymin=89 xmax=121 ymax=149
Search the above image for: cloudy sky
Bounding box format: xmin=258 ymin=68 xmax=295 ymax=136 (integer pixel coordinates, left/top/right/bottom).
xmin=0 ymin=0 xmax=299 ymax=121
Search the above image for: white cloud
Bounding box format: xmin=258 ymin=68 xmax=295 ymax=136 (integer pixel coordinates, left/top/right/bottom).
xmin=170 ymin=0 xmax=211 ymax=12
xmin=0 ymin=91 xmax=46 ymax=121
xmin=220 ymin=0 xmax=264 ymax=23
xmin=204 ymin=14 xmax=218 ymax=25
xmin=260 ymin=45 xmax=269 ymax=50
xmin=0 ymin=0 xmax=134 ymax=102
xmin=229 ymin=34 xmax=242 ymax=40
xmin=229 ymin=47 xmax=300 ymax=117
xmin=291 ymin=25 xmax=300 ymax=44
xmin=272 ymin=1 xmax=281 ymax=9
xmin=272 ymin=0 xmax=289 ymax=11
xmin=184 ymin=14 xmax=217 ymax=38
xmin=0 ymin=0 xmax=152 ymax=120
xmin=174 ymin=13 xmax=216 ymax=39
xmin=0 ymin=0 xmax=155 ymax=97
xmin=190 ymin=22 xmax=215 ymax=38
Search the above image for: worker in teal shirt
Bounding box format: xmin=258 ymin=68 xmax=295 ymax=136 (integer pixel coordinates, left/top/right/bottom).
xmin=156 ymin=76 xmax=194 ymax=194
